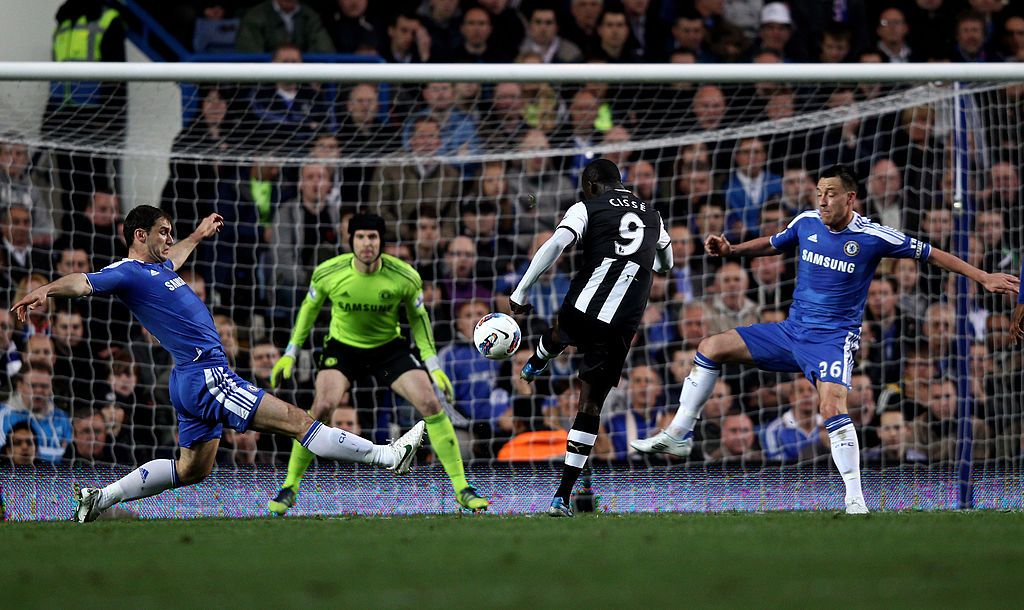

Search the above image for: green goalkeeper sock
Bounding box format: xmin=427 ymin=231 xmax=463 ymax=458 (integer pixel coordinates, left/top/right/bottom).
xmin=282 ymin=439 xmax=316 ymax=492
xmin=424 ymin=411 xmax=468 ymax=494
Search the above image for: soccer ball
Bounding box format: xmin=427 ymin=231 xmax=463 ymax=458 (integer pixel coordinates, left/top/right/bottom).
xmin=473 ymin=313 xmax=521 ymax=360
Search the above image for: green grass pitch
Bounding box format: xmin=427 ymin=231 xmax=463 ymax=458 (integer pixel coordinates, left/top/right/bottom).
xmin=3 ymin=511 xmax=1022 ymax=608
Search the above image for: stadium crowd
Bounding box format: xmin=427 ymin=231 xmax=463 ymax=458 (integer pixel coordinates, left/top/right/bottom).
xmin=1 ymin=0 xmax=1023 ymax=468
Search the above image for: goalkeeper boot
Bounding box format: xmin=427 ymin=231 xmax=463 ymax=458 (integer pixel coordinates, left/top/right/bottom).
xmin=268 ymin=487 xmax=297 ymax=516
xmin=630 ymin=430 xmax=693 ymax=458
xmin=456 ymin=485 xmax=490 ymax=512
xmin=547 ymin=496 xmax=573 ymax=518
xmin=520 ymin=358 xmax=549 ymax=383
xmin=74 ymin=487 xmax=103 ymax=523
xmin=845 ymin=497 xmax=870 ymax=515
xmin=385 ymin=421 xmax=426 ymax=475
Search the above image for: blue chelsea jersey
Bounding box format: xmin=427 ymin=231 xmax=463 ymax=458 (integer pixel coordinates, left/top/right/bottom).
xmin=86 ymin=259 xmax=224 ymax=366
xmin=770 ymin=211 xmax=931 ymax=330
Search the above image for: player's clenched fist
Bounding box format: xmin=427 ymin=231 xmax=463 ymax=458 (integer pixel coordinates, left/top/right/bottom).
xmin=704 ymin=234 xmax=732 ymax=257
xmin=270 ymin=355 xmax=295 ymax=388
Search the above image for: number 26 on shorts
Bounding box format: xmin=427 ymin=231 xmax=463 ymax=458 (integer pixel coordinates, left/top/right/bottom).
xmin=818 ymin=360 xmax=842 ymax=379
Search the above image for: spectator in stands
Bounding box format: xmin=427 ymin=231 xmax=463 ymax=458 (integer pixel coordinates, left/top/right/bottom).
xmin=403 ymin=82 xmax=481 ymax=159
xmin=690 ymin=85 xmax=728 ymax=133
xmin=438 ymin=236 xmax=493 ymax=314
xmin=325 ymin=0 xmax=378 ymax=54
xmin=629 ymin=160 xmax=670 ymax=217
xmin=23 ymin=335 xmax=56 ymax=379
xmin=724 ymin=137 xmax=782 ymax=239
xmin=413 ymin=215 xmax=445 ymax=281
xmin=668 ymin=161 xmax=715 ymax=224
xmin=846 ymin=372 xmax=878 ymax=435
xmin=448 ymin=7 xmax=502 ymax=62
xmin=980 ymin=161 xmax=1022 ymax=235
xmin=480 ymin=83 xmax=529 ymax=150
xmin=64 ymin=410 xmax=114 ymax=464
xmin=214 ymin=314 xmax=248 ymax=375
xmin=864 ymin=410 xmax=927 ymax=464
xmin=761 ymin=377 xmax=824 ymax=462
xmin=950 ymin=10 xmax=998 ymax=62
xmin=676 ymin=301 xmax=710 ymax=351
xmin=876 ymin=7 xmax=917 ymax=63
xmin=1001 ymin=15 xmax=1024 ymax=61
xmin=589 ymin=8 xmax=641 ymax=62
xmin=0 ymin=309 xmax=20 ymax=401
xmin=130 ymin=325 xmax=172 ymax=408
xmin=418 ymin=0 xmax=462 ymax=61
xmin=161 ymin=85 xmax=234 ymax=238
xmin=249 ymin=342 xmax=280 ymax=391
xmin=892 ymin=258 xmax=929 ymax=321
xmin=667 ymin=224 xmax=699 ymax=303
xmin=461 ymin=199 xmax=517 ymax=281
xmin=335 ymin=83 xmax=395 ymax=197
xmin=622 ymin=0 xmax=666 ymax=61
xmin=819 ymin=22 xmax=853 ymax=63
xmin=218 ymin=428 xmax=262 ymax=466
xmin=53 ymin=246 xmax=90 ymax=278
xmin=520 ymin=6 xmax=585 ymax=63
xmin=247 ymin=44 xmax=336 ymax=148
xmin=779 ymin=167 xmax=816 ymax=212
xmin=863 ymin=276 xmax=910 ymax=387
xmin=905 ymin=0 xmax=956 ymax=61
xmin=2 ymin=420 xmax=35 ymax=465
xmin=0 ymin=367 xmax=71 ymax=463
xmin=892 ymin=105 xmax=944 ymax=199
xmin=73 ymin=189 xmax=121 ymax=270
xmin=0 ymin=137 xmax=54 ymax=246
xmin=671 ymin=12 xmax=715 ymax=62
xmin=329 ymin=405 xmax=360 ymax=434
xmin=43 ymin=0 xmax=126 ymax=216
xmin=922 ymin=302 xmax=955 ymax=374
xmin=917 ymin=207 xmax=953 ymax=298
xmin=976 ymin=208 xmax=1012 ymax=275
xmin=876 ymin=342 xmax=934 ymax=421
xmin=508 ymin=129 xmax=575 ymax=242
xmin=597 ymin=364 xmax=663 ymax=460
xmin=703 ymin=262 xmax=759 ymax=334
xmin=192 ymin=1 xmax=240 ymax=54
xmin=914 ymin=377 xmax=991 ymax=462
xmin=706 ymin=412 xmax=763 ymax=462
xmin=369 ymin=116 xmax=461 ymax=241
xmin=476 ymin=0 xmax=525 ymax=56
xmin=235 ymin=0 xmax=333 ymax=53
xmin=863 ymin=158 xmax=909 ymax=233
xmin=562 ymin=0 xmax=603 ymax=54
xmin=0 ymin=205 xmax=52 ymax=296
xmin=270 ymin=163 xmax=339 ymax=311
xmin=439 ymin=299 xmax=502 ymax=424
xmin=380 ymin=12 xmax=430 ymax=63
xmin=748 ymin=252 xmax=791 ymax=311
xmin=550 ymin=89 xmax=602 ymax=176
xmin=752 ymin=3 xmax=801 ymax=61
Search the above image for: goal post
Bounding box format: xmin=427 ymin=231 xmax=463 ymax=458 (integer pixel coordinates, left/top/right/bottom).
xmin=0 ymin=61 xmax=1022 ymax=518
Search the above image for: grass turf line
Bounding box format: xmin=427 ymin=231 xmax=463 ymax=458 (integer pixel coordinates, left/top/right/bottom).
xmin=2 ymin=512 xmax=1022 ymax=608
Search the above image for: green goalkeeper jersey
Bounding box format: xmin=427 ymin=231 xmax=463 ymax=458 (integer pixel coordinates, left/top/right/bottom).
xmin=285 ymin=253 xmax=438 ymax=360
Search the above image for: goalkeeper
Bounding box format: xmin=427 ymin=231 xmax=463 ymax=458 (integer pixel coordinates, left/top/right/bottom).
xmin=268 ymin=214 xmax=489 ymax=513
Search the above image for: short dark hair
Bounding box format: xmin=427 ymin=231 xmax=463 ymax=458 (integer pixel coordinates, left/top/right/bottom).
xmin=582 ymin=158 xmax=622 ymax=189
xmin=123 ymin=205 xmax=173 ymax=247
xmin=822 ymin=21 xmax=852 ymax=43
xmin=819 ymin=165 xmax=858 ymax=193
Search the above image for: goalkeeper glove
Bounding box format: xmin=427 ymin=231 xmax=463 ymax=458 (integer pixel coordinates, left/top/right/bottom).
xmin=270 ymin=355 xmax=295 ymax=389
xmin=425 ymin=356 xmax=454 ymax=403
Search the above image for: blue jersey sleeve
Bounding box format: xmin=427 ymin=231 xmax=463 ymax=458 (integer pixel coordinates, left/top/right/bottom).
xmin=86 ymin=260 xmax=135 ymax=296
xmin=878 ymin=230 xmax=931 ymax=261
xmin=769 ymin=213 xmax=806 ymax=251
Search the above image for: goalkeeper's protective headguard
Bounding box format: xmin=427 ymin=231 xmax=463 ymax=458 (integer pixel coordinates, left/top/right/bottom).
xmin=348 ymin=213 xmax=387 ymax=259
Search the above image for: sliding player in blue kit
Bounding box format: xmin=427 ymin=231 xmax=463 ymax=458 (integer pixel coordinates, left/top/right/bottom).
xmin=632 ymin=165 xmax=1018 ymax=513
xmin=11 ymin=205 xmax=425 ymax=522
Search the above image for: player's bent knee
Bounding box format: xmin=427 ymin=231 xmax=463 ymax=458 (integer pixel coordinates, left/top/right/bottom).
xmin=416 ymin=396 xmax=442 ymax=416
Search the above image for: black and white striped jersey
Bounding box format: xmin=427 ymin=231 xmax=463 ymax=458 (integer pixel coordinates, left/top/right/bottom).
xmin=557 ymin=188 xmax=670 ymax=330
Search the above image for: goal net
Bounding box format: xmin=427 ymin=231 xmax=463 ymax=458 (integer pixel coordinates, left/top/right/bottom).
xmin=0 ymin=63 xmax=1022 ymax=518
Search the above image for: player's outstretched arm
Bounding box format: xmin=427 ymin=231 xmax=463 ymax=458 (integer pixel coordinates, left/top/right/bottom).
xmin=704 ymin=234 xmax=779 ymax=258
xmin=168 ymin=213 xmax=224 ymax=271
xmin=510 ymin=228 xmax=575 ymax=314
xmin=10 ymin=273 xmax=92 ymax=322
xmin=926 ymin=247 xmax=1019 ymax=296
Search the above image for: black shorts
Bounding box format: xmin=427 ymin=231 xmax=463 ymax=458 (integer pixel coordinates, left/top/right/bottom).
xmin=318 ymin=338 xmax=423 ymax=385
xmin=555 ymin=307 xmax=635 ymax=388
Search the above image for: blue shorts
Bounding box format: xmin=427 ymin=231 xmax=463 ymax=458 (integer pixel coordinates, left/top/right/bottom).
xmin=168 ymin=359 xmax=266 ymax=448
xmin=735 ymin=319 xmax=861 ymax=388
